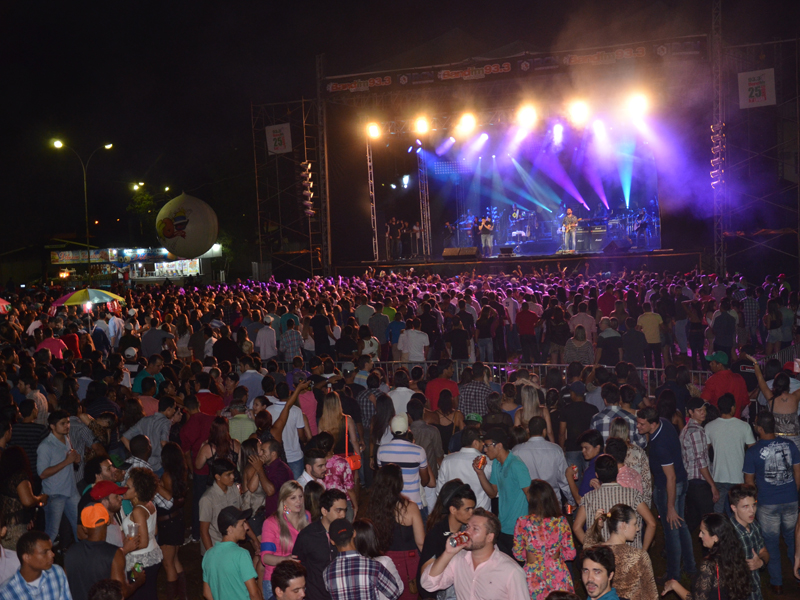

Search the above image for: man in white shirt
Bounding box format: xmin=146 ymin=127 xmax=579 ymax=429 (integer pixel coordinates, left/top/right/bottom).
xmin=502 ymin=292 xmax=520 ymax=354
xmin=397 ymin=319 xmax=429 ymax=363
xmin=266 ymin=382 xmax=311 ymax=479
xmin=354 ymin=295 xmax=375 ymax=327
xmin=237 ymin=356 xmax=264 ymax=408
xmin=388 ymin=370 xmax=416 ymax=416
xmin=511 ymin=416 xmax=571 ymax=503
xmin=297 ymin=449 xmax=327 ymax=489
xmin=255 ymin=322 xmax=278 ymax=361
xmin=436 ymin=427 xmax=493 ymax=510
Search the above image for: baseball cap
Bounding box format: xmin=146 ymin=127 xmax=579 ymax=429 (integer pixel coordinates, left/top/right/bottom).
xmin=217 ymin=506 xmax=253 ymax=536
xmin=685 ymin=397 xmax=706 ymax=412
xmin=342 ymin=362 xmax=356 ymax=374
xmin=390 ymin=414 xmax=409 ymax=434
xmin=569 ymin=381 xmax=586 ymax=396
xmin=124 ymin=347 xmax=137 ymax=359
xmin=81 ymin=504 xmax=110 ymax=528
xmin=465 ymin=413 xmax=483 ymax=424
xmin=124 ymin=322 xmax=133 ymax=331
xmin=90 ymin=480 xmax=128 ymax=500
xmin=783 ymin=360 xmax=800 ymax=374
xmin=704 ymin=351 xmax=729 ymax=365
xmin=328 ymin=518 xmax=355 ymax=546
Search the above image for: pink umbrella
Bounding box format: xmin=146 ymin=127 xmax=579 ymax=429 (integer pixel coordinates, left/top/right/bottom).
xmin=0 ymin=298 xmax=10 ymax=314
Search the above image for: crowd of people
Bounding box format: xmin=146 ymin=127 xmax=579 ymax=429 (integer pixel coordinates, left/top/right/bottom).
xmin=0 ymin=264 xmax=798 ymax=600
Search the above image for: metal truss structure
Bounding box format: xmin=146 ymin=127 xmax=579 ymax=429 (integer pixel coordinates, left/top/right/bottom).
xmin=711 ymin=0 xmax=726 ymax=274
xmin=417 ymin=150 xmax=432 ymax=258
xmin=251 ymin=98 xmax=328 ymax=278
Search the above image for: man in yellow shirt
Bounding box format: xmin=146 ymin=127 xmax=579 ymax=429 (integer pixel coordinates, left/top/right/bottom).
xmin=636 ymin=302 xmax=664 ymax=368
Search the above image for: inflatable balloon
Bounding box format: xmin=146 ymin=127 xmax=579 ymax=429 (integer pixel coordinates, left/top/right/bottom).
xmin=155 ymin=193 xmax=218 ymax=259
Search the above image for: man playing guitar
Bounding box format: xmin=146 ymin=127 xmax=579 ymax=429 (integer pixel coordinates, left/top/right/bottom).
xmin=480 ymin=217 xmax=494 ymax=257
xmin=561 ymin=208 xmax=579 ymax=252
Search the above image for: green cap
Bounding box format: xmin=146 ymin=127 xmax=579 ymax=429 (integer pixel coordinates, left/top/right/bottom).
xmin=465 ymin=413 xmax=483 ymax=423
xmin=704 ymin=351 xmax=728 ymax=366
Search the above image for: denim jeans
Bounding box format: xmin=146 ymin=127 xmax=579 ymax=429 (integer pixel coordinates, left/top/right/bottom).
xmin=288 ymin=458 xmax=305 ymax=479
xmin=44 ymin=493 xmax=80 ymax=543
xmin=758 ymin=502 xmax=798 ymax=585
xmin=674 ymin=319 xmax=688 ymax=354
xmin=520 ymin=334 xmax=537 ymax=364
xmin=505 ymin=324 xmax=520 ymax=353
xmin=477 ymin=338 xmax=493 ymax=363
xmin=262 ymin=580 xmax=273 ymax=600
xmin=653 ymin=481 xmax=696 ymax=580
xmin=713 ymin=482 xmax=734 ymax=516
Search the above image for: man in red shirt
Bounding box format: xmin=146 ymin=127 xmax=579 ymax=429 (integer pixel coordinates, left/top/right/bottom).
xmin=61 ymin=323 xmax=82 ymax=359
xmin=598 ymin=283 xmax=617 ymax=318
xmin=425 ymin=359 xmax=459 ymax=410
xmin=195 ymin=372 xmax=224 ymax=416
xmin=516 ymin=302 xmax=540 ymax=364
xmin=36 ymin=328 xmax=68 ymax=360
xmin=700 ymin=351 xmax=750 ymax=418
xmin=179 ymin=394 xmax=215 ymax=542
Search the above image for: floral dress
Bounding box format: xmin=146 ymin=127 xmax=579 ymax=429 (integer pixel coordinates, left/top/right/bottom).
xmin=513 ymin=514 xmax=576 ymax=600
xmin=324 ymin=455 xmax=355 ymax=500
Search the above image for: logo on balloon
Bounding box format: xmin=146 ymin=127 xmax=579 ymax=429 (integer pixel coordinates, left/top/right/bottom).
xmin=156 ymin=193 xmax=218 ymax=259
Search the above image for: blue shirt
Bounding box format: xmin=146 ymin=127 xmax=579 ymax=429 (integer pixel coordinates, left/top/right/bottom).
xmin=488 ymin=452 xmax=530 ymax=534
xmin=579 ymin=456 xmax=598 ymax=497
xmin=0 ymin=565 xmax=72 ymax=600
xmin=743 ymin=438 xmax=800 ymax=505
xmin=647 ymin=418 xmax=688 ymax=489
xmin=386 ymin=321 xmax=406 ymax=344
xmin=36 ymin=433 xmax=79 ymax=498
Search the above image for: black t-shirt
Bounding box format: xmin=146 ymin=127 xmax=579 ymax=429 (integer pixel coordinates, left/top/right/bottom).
xmin=559 ymin=401 xmax=599 ymax=452
xmin=444 ymin=329 xmax=471 ymax=360
xmin=310 ymin=314 xmax=331 ymax=351
xmin=597 ymin=333 xmax=623 ymax=366
xmin=334 ymin=336 xmax=358 ymax=359
xmin=622 ymin=329 xmax=648 ymax=367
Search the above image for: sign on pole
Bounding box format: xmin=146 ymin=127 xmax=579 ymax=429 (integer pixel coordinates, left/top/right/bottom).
xmin=267 ymin=123 xmax=292 ymax=154
xmin=738 ymin=68 xmax=776 ymax=109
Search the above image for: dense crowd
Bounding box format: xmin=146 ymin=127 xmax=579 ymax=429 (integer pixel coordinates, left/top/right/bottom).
xmin=0 ymin=265 xmax=798 ymax=600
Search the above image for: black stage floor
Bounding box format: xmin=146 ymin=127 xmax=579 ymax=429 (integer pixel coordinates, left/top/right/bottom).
xmin=333 ymin=249 xmax=703 ymax=278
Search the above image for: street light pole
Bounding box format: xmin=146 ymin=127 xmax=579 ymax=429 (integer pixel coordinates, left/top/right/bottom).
xmin=53 ymin=141 xmax=112 ymax=283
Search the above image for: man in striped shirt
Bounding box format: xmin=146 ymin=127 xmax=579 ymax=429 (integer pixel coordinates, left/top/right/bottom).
xmin=590 ymin=383 xmax=646 ymax=448
xmin=376 ymin=414 xmax=430 ymax=513
xmin=680 ymin=398 xmax=719 ymax=533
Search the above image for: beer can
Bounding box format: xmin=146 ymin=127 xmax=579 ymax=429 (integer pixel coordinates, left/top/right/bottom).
xmin=476 ymin=455 xmax=487 ymax=470
xmin=566 ymin=504 xmax=574 ymax=515
xmin=571 ymin=465 xmax=579 ymax=481
xmin=449 ymin=531 xmax=470 ymax=547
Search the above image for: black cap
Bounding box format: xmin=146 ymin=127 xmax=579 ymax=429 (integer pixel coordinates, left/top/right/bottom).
xmin=685 ymin=397 xmax=706 ymax=412
xmin=217 ymin=506 xmax=253 ymax=536
xmin=329 ymin=518 xmax=354 ymax=547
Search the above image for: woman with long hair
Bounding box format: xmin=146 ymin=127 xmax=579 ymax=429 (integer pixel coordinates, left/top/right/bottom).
xmin=237 ymin=328 xmax=254 ymax=356
xmin=514 ymin=385 xmax=555 ymax=443
xmin=0 ymin=446 xmax=48 ymax=550
xmin=175 ymin=314 xmax=192 ymax=362
xmin=563 ymin=325 xmax=594 ymax=366
xmin=122 ymin=468 xmax=163 ymax=600
xmin=354 ymin=519 xmax=404 ymax=600
xmin=513 ymin=479 xmax=575 ymax=600
xmin=663 ymin=513 xmax=750 ymax=600
xmin=370 ymin=394 xmax=395 ymax=469
xmin=316 ymin=431 xmax=358 ymax=518
xmin=157 ymin=442 xmax=188 ymax=599
xmin=195 ymin=416 xmax=241 ymax=481
xmin=362 ymin=464 xmax=424 ymax=600
xmin=430 ymin=389 xmax=463 ymax=455
xmin=303 ymin=480 xmax=324 ymax=522
xmin=357 ymin=325 xmax=381 ymax=362
xmin=260 ymin=481 xmax=308 ymax=600
xmin=240 ymin=439 xmax=268 ymax=534
xmin=318 ymin=391 xmax=360 ymax=457
xmin=584 ymin=504 xmax=658 ymax=600
xmin=608 ymin=418 xmax=652 ymax=504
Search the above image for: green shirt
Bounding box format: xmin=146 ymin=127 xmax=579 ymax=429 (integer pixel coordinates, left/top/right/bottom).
xmin=228 ymin=413 xmax=257 ymax=443
xmin=202 ymin=541 xmax=258 ymax=600
xmin=489 ymin=452 xmax=530 ymax=534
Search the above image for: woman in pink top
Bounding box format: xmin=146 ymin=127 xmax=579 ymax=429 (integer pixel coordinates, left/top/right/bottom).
xmin=260 ymin=481 xmax=308 ymax=600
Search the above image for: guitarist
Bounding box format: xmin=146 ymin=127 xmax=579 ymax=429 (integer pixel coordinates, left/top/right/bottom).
xmin=561 ymin=208 xmax=579 ymax=252
xmin=480 ymin=217 xmax=494 ymax=257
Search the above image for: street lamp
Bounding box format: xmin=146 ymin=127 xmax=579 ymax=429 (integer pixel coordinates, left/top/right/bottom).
xmin=52 ymin=140 xmax=113 ymax=281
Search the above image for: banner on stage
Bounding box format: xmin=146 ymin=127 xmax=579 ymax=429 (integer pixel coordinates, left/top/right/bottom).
xmin=324 ymin=35 xmax=707 ymax=96
xmin=267 ymin=123 xmax=292 ymax=155
xmin=738 ymin=69 xmax=776 ymax=109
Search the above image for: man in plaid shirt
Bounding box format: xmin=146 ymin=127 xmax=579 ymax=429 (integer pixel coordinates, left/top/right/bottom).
xmin=280 ymin=319 xmax=304 ymax=362
xmin=742 ymin=288 xmax=760 ymax=345
xmin=729 ymin=484 xmax=768 ymax=600
xmin=457 ymin=362 xmax=492 ymax=416
xmin=589 ymin=383 xmax=647 ymax=448
xmin=679 ymin=398 xmax=719 ymax=533
xmin=0 ymin=532 xmax=72 ymax=600
xmin=323 ymin=519 xmax=401 ymax=600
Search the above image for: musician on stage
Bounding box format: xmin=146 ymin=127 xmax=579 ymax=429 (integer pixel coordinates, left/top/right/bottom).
xmin=471 ymin=217 xmax=481 ymax=250
xmin=634 ymin=208 xmax=650 ymax=247
xmin=443 ymin=222 xmax=455 ymax=248
xmin=480 ymin=216 xmax=494 ymax=257
xmin=562 ymin=208 xmax=578 ymax=252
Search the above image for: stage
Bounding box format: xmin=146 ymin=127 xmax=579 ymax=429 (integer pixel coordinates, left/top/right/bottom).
xmin=332 ymin=248 xmax=703 ymax=278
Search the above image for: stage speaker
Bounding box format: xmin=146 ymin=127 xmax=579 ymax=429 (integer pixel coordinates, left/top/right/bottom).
xmin=499 ymin=247 xmax=514 ymax=256
xmin=442 ymin=248 xmax=461 ymax=260
xmin=459 ymin=247 xmax=479 ymax=258
xmin=603 ymin=239 xmax=631 ymax=255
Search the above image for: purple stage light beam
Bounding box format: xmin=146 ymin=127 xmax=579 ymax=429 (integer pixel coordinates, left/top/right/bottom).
xmin=436 ymin=136 xmax=456 ymax=156
xmin=534 ymin=150 xmax=589 ymax=210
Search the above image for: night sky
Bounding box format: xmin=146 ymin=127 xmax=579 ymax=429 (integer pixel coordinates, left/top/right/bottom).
xmin=2 ymin=1 xmax=797 ymax=267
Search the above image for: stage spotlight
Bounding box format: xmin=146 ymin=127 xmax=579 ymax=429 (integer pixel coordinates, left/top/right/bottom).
xmin=366 ymin=122 xmax=381 ymax=139
xmin=553 ymin=123 xmax=564 ymax=145
xmin=568 ymin=101 xmax=590 ymax=125
xmin=456 ymin=113 xmax=477 ymax=136
xmin=492 ymin=154 xmax=496 ymax=158
xmin=627 ymin=94 xmax=648 ymax=118
xmin=407 ymin=146 xmax=413 ymax=153
xmin=416 ymin=147 xmax=422 ymax=154
xmin=416 ymin=139 xmax=422 ymax=146
xmin=517 ymin=105 xmax=537 ymax=129
xmin=402 ymin=175 xmax=410 ymax=188
xmin=592 ymin=120 xmax=606 ymax=137
xmin=390 ymin=184 xmax=397 ymax=189
xmin=415 ymin=117 xmax=429 ymax=134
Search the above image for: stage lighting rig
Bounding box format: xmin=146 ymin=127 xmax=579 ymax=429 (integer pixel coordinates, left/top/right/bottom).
xmin=568 ymin=101 xmax=590 ymax=126
xmin=627 ymin=94 xmax=648 ymax=118
xmin=517 ymin=105 xmax=537 ymax=129
xmin=455 ymin=113 xmax=477 ymax=137
xmin=415 ymin=117 xmax=430 ymax=134
xmin=710 ymin=123 xmax=725 ymax=188
xmin=366 ymin=122 xmax=381 ymax=139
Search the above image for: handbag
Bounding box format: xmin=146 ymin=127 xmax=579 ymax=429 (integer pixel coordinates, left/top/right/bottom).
xmin=344 ymin=417 xmax=362 ymax=471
